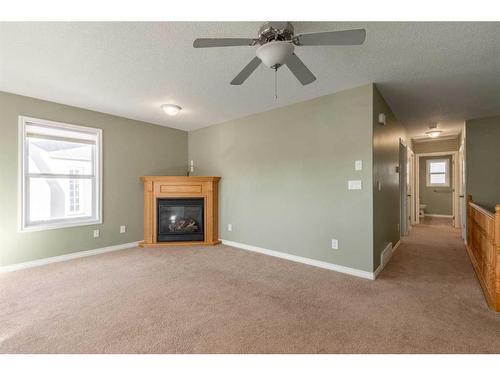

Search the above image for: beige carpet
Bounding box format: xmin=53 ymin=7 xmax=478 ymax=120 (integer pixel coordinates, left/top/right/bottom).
xmin=420 ymin=216 xmax=453 ymax=226
xmin=1 ymin=224 xmax=499 ymax=353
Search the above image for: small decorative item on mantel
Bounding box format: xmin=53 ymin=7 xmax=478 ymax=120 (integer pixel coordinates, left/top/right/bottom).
xmin=187 ymin=160 xmax=194 ymax=176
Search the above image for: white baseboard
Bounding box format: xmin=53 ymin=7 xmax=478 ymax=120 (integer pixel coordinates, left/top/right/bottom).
xmin=373 ymin=240 xmax=401 ymax=279
xmin=220 ymin=239 xmax=375 ymax=280
xmin=0 ymin=241 xmax=141 ymax=273
xmin=393 ymin=240 xmax=401 ymax=252
xmin=424 ymin=214 xmax=453 ymax=218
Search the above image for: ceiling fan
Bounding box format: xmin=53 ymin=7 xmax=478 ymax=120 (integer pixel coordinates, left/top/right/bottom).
xmin=193 ymin=22 xmax=366 ymax=86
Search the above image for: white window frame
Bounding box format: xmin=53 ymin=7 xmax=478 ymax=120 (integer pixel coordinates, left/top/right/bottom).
xmin=18 ymin=116 xmax=103 ymax=232
xmin=426 ymin=158 xmax=450 ymax=187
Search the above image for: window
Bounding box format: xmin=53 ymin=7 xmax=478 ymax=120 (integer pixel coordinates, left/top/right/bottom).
xmin=426 ymin=158 xmax=449 ymax=187
xmin=19 ymin=116 xmax=102 ymax=231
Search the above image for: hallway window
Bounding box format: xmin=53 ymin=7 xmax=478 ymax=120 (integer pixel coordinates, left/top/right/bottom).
xmin=426 ymin=159 xmax=449 ymax=187
xmin=19 ymin=116 xmax=102 ymax=231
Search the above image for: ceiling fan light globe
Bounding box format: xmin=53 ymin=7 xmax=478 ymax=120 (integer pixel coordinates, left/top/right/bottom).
xmin=256 ymin=41 xmax=294 ymax=68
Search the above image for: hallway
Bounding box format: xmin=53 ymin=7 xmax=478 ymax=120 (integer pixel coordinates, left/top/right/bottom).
xmin=378 ymin=219 xmax=500 ymax=352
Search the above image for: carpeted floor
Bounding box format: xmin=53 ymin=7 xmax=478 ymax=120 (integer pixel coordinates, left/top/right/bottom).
xmin=1 ymin=223 xmax=499 ymax=353
xmin=420 ymin=216 xmax=453 ymax=226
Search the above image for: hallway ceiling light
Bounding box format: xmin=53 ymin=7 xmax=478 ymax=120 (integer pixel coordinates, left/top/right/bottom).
xmin=426 ymin=124 xmax=442 ymax=138
xmin=161 ymin=104 xmax=182 ymax=116
xmin=426 ymin=129 xmax=443 ymax=138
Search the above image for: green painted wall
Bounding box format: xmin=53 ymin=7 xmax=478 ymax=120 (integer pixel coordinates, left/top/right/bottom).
xmin=466 ymin=116 xmax=500 ymax=212
xmin=419 ymin=155 xmax=453 ymax=215
xmin=0 ymin=91 xmax=187 ymax=266
xmin=189 ymin=85 xmax=375 ymax=272
xmin=2 ymin=84 xmax=405 ymax=273
xmin=372 ymin=85 xmax=405 ymax=270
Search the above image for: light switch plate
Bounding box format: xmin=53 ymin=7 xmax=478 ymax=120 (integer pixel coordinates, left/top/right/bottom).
xmin=227 ymin=224 xmax=232 ymax=231
xmin=331 ymin=239 xmax=339 ymax=250
xmin=348 ymin=180 xmax=362 ymax=190
xmin=355 ymin=160 xmax=362 ymax=171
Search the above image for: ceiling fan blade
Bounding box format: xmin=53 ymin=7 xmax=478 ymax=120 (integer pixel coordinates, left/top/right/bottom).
xmin=285 ymin=53 xmax=316 ymax=85
xmin=295 ymin=28 xmax=366 ymax=46
xmin=230 ymin=57 xmax=262 ymax=85
xmin=193 ymin=38 xmax=256 ymax=48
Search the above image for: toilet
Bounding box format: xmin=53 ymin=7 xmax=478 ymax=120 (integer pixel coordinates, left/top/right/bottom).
xmin=419 ymin=204 xmax=427 ymax=218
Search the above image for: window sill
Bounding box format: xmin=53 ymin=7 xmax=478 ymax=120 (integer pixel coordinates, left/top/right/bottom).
xmin=19 ymin=218 xmax=102 ymax=233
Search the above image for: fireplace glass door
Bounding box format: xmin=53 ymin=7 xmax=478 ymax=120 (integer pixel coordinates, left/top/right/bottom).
xmin=157 ymin=198 xmax=204 ymax=242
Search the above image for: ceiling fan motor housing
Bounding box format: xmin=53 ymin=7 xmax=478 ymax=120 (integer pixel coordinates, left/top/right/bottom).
xmin=257 ymin=22 xmax=295 ymax=44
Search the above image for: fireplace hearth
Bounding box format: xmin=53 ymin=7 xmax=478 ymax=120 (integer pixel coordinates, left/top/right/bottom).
xmin=157 ymin=198 xmax=204 ymax=242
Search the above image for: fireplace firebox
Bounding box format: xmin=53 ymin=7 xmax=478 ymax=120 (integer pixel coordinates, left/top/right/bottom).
xmin=157 ymin=198 xmax=204 ymax=242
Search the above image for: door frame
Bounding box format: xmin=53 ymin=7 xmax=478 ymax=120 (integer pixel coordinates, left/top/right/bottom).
xmin=399 ymin=139 xmax=409 ymax=236
xmin=415 ymin=151 xmax=460 ymax=228
xmin=458 ymin=140 xmax=466 ymax=239
xmin=407 ymin=148 xmax=416 ymax=227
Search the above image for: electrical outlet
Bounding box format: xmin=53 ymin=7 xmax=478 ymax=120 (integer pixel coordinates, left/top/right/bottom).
xmin=93 ymin=229 xmax=100 ymax=238
xmin=227 ymin=224 xmax=232 ymax=231
xmin=331 ymin=239 xmax=339 ymax=250
xmin=120 ymin=225 xmax=126 ymax=233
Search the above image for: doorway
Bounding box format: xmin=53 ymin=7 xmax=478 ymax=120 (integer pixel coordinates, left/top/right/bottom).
xmin=399 ymin=140 xmax=409 ymax=236
xmin=415 ymin=151 xmax=460 ymax=228
xmin=407 ymin=148 xmax=415 ymax=228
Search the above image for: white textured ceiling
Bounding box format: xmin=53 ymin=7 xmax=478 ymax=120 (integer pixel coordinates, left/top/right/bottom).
xmin=1 ymin=22 xmax=500 ymax=137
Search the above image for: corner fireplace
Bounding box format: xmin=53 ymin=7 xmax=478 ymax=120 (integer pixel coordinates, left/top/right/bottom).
xmin=157 ymin=198 xmax=204 ymax=242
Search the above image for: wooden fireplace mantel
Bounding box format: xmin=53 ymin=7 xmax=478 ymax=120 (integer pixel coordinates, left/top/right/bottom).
xmin=139 ymin=176 xmax=221 ymax=247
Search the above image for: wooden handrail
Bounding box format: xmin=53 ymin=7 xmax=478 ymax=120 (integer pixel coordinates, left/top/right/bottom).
xmin=469 ymin=201 xmax=495 ymax=219
xmin=466 ymin=195 xmax=500 ymax=312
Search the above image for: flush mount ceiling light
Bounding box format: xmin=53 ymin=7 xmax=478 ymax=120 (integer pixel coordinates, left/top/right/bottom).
xmin=161 ymin=104 xmax=182 ymax=116
xmin=425 ymin=125 xmax=443 ymax=138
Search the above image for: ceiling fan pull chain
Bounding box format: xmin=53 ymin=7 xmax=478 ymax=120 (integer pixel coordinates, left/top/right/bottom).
xmin=274 ymin=67 xmax=278 ymax=100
